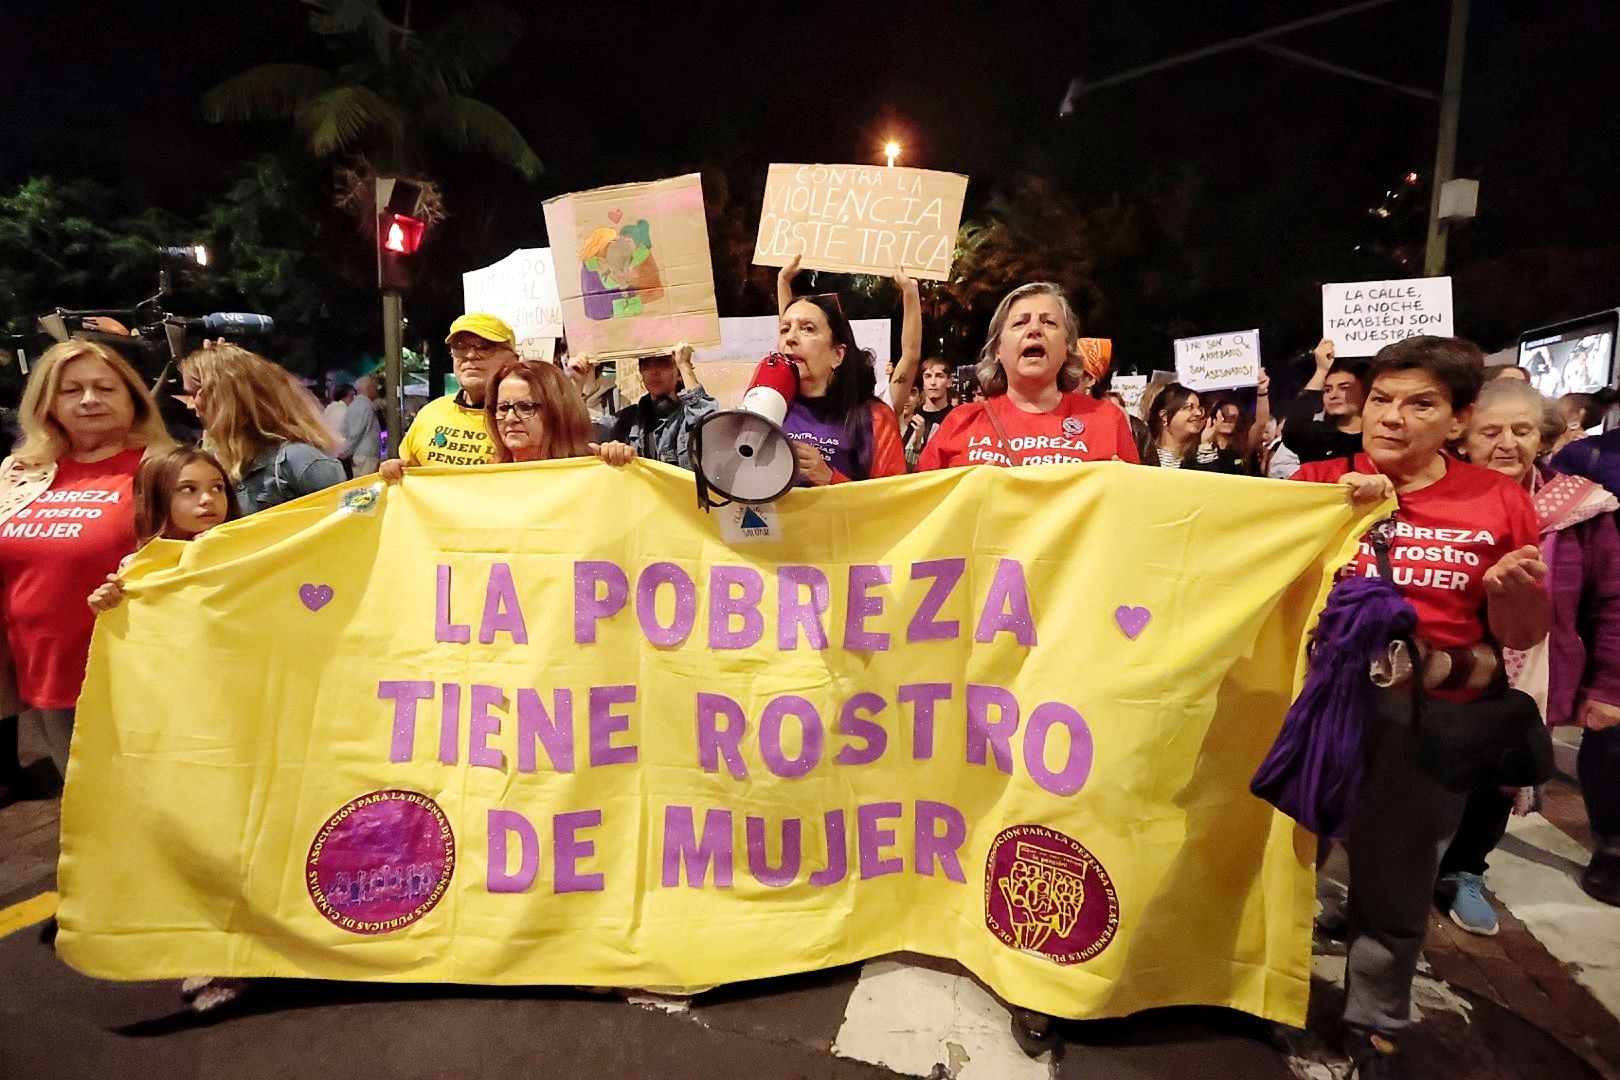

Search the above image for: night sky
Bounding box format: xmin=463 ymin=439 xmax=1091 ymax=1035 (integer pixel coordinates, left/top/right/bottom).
xmin=2 ymin=0 xmax=1616 ymax=355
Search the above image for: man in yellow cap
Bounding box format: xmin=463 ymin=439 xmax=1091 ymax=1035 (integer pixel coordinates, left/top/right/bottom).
xmin=384 ymin=314 xmax=514 ymax=475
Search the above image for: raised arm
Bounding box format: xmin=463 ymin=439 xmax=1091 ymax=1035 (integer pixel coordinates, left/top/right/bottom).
xmin=886 ymin=270 xmax=923 ymax=400
xmin=776 ymin=253 xmax=801 ymax=316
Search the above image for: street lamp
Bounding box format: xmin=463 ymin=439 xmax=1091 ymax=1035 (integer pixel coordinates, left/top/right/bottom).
xmin=884 ymin=140 xmax=901 ymax=168
xmin=163 ymin=244 xmax=210 ymax=267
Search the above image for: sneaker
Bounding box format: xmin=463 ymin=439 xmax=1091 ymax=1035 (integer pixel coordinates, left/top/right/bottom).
xmin=1442 ymin=871 xmax=1499 ymax=936
xmin=1344 ymin=1026 xmax=1408 ymax=1080
xmin=1582 ymin=851 xmax=1620 ymax=906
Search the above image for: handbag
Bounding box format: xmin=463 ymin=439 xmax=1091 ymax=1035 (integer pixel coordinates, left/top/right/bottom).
xmin=1368 ymin=519 xmax=1554 ymax=793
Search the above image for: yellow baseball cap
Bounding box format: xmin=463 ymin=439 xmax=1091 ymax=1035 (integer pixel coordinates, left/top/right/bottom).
xmin=445 ymin=313 xmax=516 ymax=346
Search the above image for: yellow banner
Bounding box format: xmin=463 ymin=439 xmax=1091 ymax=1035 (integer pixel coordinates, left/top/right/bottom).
xmin=57 ymin=461 xmax=1383 ymax=1025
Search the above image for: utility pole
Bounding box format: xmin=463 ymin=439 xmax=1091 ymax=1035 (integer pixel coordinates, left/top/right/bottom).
xmin=381 ymin=291 xmax=403 ymax=446
xmin=1423 ymin=0 xmax=1470 ymax=277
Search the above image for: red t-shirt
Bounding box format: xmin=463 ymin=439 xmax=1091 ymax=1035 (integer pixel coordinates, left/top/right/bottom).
xmin=0 ymin=448 xmax=143 ymax=708
xmin=1293 ymin=453 xmax=1541 ymax=649
xmin=917 ymin=392 xmax=1140 ymax=471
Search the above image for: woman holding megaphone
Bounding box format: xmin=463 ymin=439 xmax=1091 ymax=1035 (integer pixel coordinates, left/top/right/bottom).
xmin=774 ymin=288 xmax=906 ymax=485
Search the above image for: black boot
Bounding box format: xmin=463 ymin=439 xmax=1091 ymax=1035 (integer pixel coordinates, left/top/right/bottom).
xmin=1582 ymin=850 xmax=1620 ymax=906
xmin=1010 ymin=1007 xmax=1059 ymax=1057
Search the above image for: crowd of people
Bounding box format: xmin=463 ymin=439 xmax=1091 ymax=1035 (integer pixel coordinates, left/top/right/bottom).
xmin=1 ymin=277 xmax=1617 ymax=1079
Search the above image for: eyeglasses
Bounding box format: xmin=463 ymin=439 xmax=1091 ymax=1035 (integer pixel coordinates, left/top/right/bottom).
xmin=493 ymin=401 xmax=540 ymax=419
xmin=450 ymin=340 xmax=504 ymax=358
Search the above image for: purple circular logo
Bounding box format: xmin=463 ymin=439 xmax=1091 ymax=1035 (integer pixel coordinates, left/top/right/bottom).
xmin=306 ymin=790 xmax=455 ymax=935
xmin=984 ymin=824 xmax=1119 ymax=964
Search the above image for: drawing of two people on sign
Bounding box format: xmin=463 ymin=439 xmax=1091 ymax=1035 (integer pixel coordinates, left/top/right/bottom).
xmin=579 ymin=212 xmax=663 ymax=320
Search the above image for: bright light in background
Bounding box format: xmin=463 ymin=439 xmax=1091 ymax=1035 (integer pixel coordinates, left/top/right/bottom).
xmin=192 ymin=244 xmax=210 ymax=267
xmin=884 ymin=140 xmax=901 ymax=168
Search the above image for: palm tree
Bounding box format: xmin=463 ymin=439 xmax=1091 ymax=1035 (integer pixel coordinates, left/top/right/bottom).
xmin=203 ymin=0 xmax=541 ymax=181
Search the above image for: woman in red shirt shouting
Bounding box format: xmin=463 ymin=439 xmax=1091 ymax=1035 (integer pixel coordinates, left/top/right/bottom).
xmin=917 ymin=282 xmax=1138 ymax=471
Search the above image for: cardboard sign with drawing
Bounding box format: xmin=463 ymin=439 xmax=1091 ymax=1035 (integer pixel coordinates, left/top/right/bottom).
xmin=543 ymin=173 xmax=722 ymax=362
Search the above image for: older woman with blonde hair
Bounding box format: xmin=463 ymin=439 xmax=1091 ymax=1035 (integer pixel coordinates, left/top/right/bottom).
xmin=180 ymin=345 xmax=346 ymax=515
xmin=919 ymin=282 xmax=1138 ymax=471
xmin=0 ymin=340 xmax=173 ymax=776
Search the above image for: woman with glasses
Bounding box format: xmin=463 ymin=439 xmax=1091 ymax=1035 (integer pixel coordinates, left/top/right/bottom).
xmin=1142 ymin=383 xmax=1242 ymax=471
xmin=486 ymin=360 xmax=636 ymax=466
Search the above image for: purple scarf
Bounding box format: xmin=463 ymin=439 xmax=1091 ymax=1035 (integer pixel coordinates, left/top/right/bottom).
xmin=1251 ymin=575 xmax=1416 ymax=838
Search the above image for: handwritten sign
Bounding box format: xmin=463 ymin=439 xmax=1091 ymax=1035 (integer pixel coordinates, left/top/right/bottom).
xmin=461 ymin=249 xmax=564 ymax=361
xmin=1111 ymin=375 xmax=1148 ymax=414
xmin=691 ymin=316 xmax=891 ymax=408
xmin=1322 ymin=277 xmax=1453 ymax=357
xmin=1173 ymin=330 xmax=1262 ymax=391
xmin=753 ymin=164 xmax=967 ymax=281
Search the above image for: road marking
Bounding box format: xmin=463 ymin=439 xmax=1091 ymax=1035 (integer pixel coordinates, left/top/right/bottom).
xmin=0 ymin=891 xmax=57 ymax=938
xmin=1489 ymin=812 xmax=1620 ymax=1020
xmin=832 ymin=960 xmax=1054 ymax=1079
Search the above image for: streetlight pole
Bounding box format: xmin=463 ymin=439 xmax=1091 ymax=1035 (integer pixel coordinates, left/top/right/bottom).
xmin=1423 ymin=0 xmax=1470 ymax=277
xmin=381 ymin=291 xmax=403 ymax=447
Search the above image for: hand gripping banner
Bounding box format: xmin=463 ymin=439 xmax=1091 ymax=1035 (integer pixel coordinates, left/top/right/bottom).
xmin=58 ymin=461 xmax=1381 ymax=1025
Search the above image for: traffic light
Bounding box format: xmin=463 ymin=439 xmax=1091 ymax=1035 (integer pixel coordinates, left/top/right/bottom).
xmin=376 ymin=177 xmax=427 ymax=291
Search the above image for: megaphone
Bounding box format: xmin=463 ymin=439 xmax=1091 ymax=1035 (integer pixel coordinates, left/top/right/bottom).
xmin=694 ymin=354 xmax=800 ymax=509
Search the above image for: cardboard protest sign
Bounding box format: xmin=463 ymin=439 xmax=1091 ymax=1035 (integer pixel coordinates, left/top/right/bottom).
xmin=62 ymin=462 xmax=1387 ymax=1025
xmin=692 ymin=316 xmax=891 ymax=408
xmin=461 ymin=249 xmax=564 ymax=361
xmin=543 ymin=174 xmax=721 ymax=361
xmin=1111 ymin=375 xmax=1148 ymax=414
xmin=1321 ymin=277 xmax=1453 ymax=357
xmin=753 ymin=164 xmax=967 ymax=281
xmin=1174 ymin=330 xmax=1262 ymax=392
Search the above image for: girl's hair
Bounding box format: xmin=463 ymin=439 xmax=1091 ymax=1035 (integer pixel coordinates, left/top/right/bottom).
xmin=1149 ymin=383 xmax=1201 ymax=444
xmin=14 ymin=340 xmax=174 ymax=464
xmin=180 ymin=345 xmax=339 ymax=479
xmin=974 ymin=282 xmax=1086 ymax=397
xmin=134 ymin=445 xmax=242 ymax=544
xmin=1203 ymin=391 xmax=1252 ymax=459
xmin=486 ymin=359 xmax=595 ymax=463
xmin=783 ymin=295 xmax=879 ymax=478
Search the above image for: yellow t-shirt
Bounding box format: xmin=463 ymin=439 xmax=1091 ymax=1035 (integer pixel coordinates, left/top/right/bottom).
xmin=399 ymin=395 xmax=495 ymax=467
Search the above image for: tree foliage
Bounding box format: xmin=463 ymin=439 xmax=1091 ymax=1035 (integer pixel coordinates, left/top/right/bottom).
xmin=203 ymin=0 xmax=541 ymax=180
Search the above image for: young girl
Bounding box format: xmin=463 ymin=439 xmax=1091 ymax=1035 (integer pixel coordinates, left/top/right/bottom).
xmin=88 ymin=446 xmax=241 ymax=612
xmin=86 ymin=446 xmax=246 ymax=1014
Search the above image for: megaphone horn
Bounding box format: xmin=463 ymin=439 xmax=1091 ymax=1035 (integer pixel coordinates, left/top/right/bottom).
xmin=694 ymin=354 xmax=801 ymax=510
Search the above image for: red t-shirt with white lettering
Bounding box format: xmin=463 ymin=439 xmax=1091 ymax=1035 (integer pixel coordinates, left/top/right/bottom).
xmin=1293 ymin=453 xmax=1541 ymax=649
xmin=917 ymin=392 xmax=1140 ymax=471
xmin=0 ymin=448 xmax=142 ymax=708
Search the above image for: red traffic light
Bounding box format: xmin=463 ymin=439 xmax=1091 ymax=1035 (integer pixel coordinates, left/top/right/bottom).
xmin=382 ymin=212 xmax=425 ymax=255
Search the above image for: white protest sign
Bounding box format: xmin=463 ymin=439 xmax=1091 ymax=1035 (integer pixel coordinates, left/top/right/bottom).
xmin=753 ymin=164 xmax=967 ymax=281
xmin=692 ymin=316 xmax=890 ymax=408
xmin=461 ymin=249 xmax=564 ymax=359
xmin=1321 ymin=277 xmax=1453 ymax=356
xmin=1111 ymin=375 xmax=1148 ymax=413
xmin=1173 ymin=330 xmax=1262 ymax=391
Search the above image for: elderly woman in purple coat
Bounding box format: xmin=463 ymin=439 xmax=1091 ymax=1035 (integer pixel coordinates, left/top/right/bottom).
xmin=1436 ymin=378 xmax=1620 ymax=933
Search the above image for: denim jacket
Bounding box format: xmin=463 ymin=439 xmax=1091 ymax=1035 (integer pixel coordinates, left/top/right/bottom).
xmin=608 ymin=386 xmax=718 ymax=471
xmin=236 ymin=441 xmax=347 ymax=516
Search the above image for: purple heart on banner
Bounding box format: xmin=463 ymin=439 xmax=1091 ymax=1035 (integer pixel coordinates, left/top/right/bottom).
xmin=300 ymin=584 xmax=334 ymax=612
xmin=1114 ymin=605 xmax=1152 ymax=640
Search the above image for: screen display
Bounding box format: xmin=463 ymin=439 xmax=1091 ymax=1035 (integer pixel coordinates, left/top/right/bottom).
xmin=1519 ymin=310 xmax=1617 ymax=402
